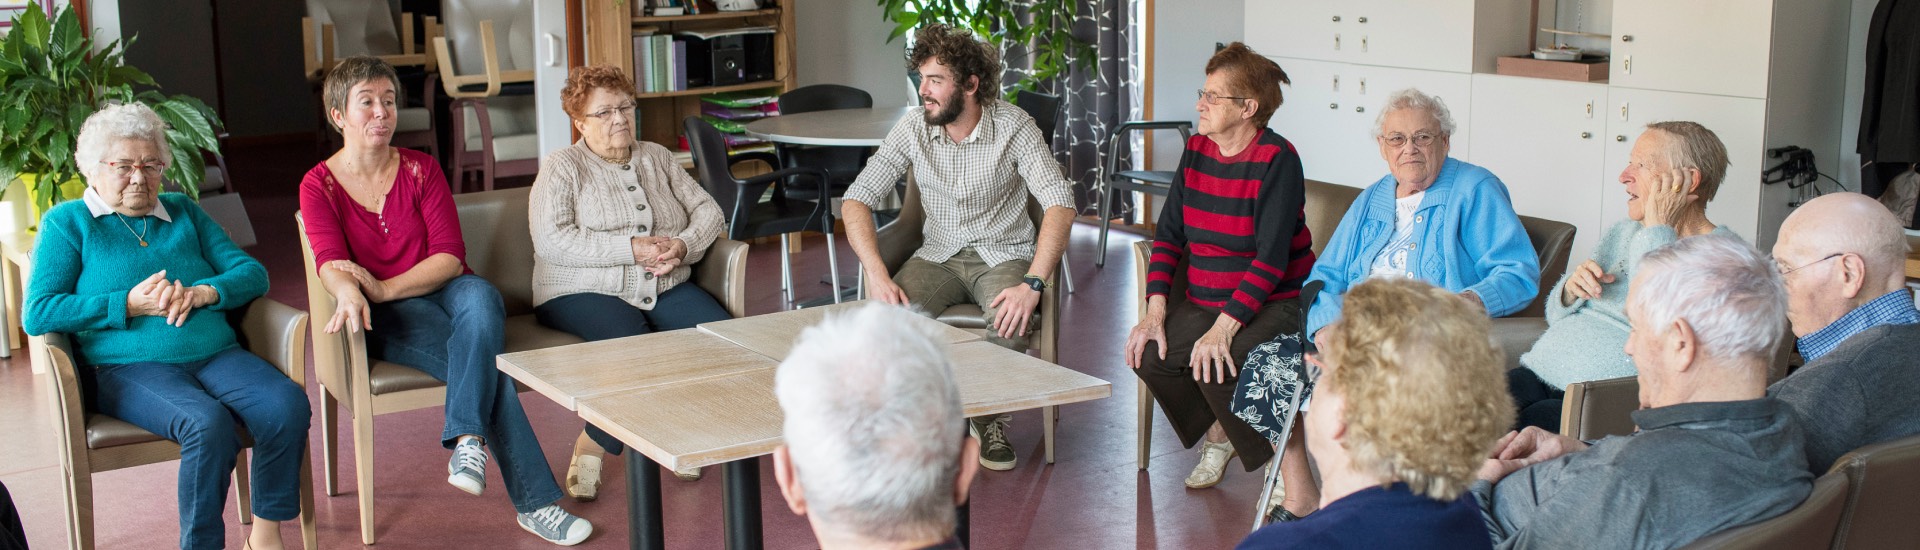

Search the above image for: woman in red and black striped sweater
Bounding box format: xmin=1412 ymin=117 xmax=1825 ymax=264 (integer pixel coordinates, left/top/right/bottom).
xmin=1125 ymin=43 xmax=1315 ymax=495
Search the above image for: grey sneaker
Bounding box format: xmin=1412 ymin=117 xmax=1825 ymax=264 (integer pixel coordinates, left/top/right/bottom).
xmin=969 ymin=414 xmax=1016 ymax=471
xmin=448 ymin=438 xmax=488 ymax=496
xmin=516 ymin=504 xmax=593 ymax=546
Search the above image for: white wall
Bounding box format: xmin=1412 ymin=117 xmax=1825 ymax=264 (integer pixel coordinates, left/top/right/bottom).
xmin=1148 ymin=0 xmax=1241 ymax=170
xmin=794 ymin=2 xmax=913 ymax=108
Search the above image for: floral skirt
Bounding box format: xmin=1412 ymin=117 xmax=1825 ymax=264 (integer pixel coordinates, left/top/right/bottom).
xmin=1230 ymin=331 xmax=1315 ymax=448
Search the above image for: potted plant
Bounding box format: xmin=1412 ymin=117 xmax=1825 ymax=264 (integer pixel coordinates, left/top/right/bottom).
xmin=875 ymin=0 xmax=1098 ymax=97
xmin=0 ymin=0 xmax=223 ymax=220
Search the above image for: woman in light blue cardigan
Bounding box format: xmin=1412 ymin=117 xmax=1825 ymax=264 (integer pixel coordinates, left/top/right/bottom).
xmin=1511 ymin=121 xmax=1736 ymax=432
xmin=1253 ymin=88 xmax=1538 ymax=522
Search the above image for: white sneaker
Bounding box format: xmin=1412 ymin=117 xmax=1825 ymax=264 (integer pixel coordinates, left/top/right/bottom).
xmin=448 ymin=438 xmax=488 ymax=496
xmin=516 ymin=505 xmax=593 ymax=546
xmin=1184 ymin=439 xmax=1236 ymax=489
xmin=565 ymin=454 xmax=602 ymax=502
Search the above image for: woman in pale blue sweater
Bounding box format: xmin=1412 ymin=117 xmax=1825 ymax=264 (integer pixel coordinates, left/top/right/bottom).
xmin=1511 ymin=121 xmax=1736 ymax=432
xmin=24 ymin=104 xmax=307 ymax=550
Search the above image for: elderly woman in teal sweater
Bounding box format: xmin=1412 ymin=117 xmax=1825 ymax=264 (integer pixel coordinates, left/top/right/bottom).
xmin=24 ymin=103 xmax=308 ymax=550
xmin=1259 ymin=88 xmax=1539 ymax=522
xmin=1510 ymin=121 xmax=1737 ymax=432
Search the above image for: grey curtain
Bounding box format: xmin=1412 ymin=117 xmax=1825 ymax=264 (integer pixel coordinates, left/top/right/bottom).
xmin=1004 ymin=0 xmax=1141 ymax=217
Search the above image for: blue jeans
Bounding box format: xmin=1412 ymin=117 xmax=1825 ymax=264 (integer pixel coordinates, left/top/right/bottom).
xmin=94 ymin=346 xmax=310 ymax=550
xmin=368 ymin=274 xmax=562 ymax=513
xmin=534 ymin=284 xmax=731 ymax=454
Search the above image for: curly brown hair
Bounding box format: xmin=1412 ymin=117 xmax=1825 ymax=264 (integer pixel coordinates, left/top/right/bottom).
xmin=1321 ymin=278 xmax=1513 ymax=501
xmin=560 ymin=65 xmax=639 ymax=119
xmin=1205 ymin=42 xmax=1290 ymax=128
xmin=321 ymin=56 xmax=402 ymax=133
xmin=907 ymin=24 xmax=1002 ymax=104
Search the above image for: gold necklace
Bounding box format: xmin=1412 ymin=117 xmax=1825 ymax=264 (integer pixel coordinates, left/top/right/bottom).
xmin=115 ymin=214 xmax=150 ymax=247
xmin=594 ymin=146 xmax=632 ymax=164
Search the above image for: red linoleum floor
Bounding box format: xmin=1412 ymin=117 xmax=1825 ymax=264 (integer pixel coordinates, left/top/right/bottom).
xmin=0 ymin=142 xmax=1274 ymax=549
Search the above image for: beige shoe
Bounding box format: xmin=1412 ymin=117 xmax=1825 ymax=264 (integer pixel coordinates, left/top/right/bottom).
xmin=673 ymin=466 xmax=702 ymax=482
xmin=1184 ymin=439 xmax=1236 ymax=489
xmin=565 ymin=454 xmax=601 ymax=502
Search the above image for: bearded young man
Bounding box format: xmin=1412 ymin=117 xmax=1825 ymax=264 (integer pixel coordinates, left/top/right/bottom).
xmin=839 ymin=24 xmax=1076 ymax=472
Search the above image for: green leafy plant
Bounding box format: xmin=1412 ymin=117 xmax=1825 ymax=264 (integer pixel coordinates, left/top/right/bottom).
xmin=876 ymin=0 xmax=1098 ymax=98
xmin=0 ymin=1 xmax=223 ymax=213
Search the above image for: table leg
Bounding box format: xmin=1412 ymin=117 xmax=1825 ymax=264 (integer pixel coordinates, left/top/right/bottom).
xmin=723 ymin=458 xmax=763 ymax=550
xmin=955 ymin=501 xmax=970 ymax=548
xmin=626 ymin=451 xmax=665 ymax=550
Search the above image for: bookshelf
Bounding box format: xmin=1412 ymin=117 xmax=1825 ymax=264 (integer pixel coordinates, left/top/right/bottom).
xmin=582 ymin=0 xmax=796 ymax=150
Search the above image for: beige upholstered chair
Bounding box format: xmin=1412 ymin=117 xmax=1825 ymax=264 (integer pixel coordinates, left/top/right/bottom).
xmin=433 ymin=0 xmax=538 ymax=192
xmin=298 ymin=186 xmax=748 ymax=544
xmin=1131 ymin=179 xmax=1362 ymax=469
xmin=45 ymin=299 xmax=317 ymax=550
xmin=860 ymin=176 xmax=1066 ymax=461
xmin=1680 ymin=471 xmax=1848 ymax=549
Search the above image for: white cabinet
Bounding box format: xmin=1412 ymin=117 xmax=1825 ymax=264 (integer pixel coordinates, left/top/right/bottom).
xmin=1243 ymin=0 xmax=1526 ymax=73
xmin=1267 ymin=58 xmax=1474 ymax=189
xmin=1470 ymin=75 xmax=1610 ymax=263
xmin=1609 ymin=0 xmax=1773 ymax=98
xmin=1600 ymin=88 xmax=1769 ymax=242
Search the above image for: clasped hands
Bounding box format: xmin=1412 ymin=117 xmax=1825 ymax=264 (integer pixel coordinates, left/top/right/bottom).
xmin=125 ymin=270 xmax=217 ymax=327
xmin=1476 ymin=426 xmax=1589 ymax=483
xmin=630 ymin=236 xmax=688 ymax=277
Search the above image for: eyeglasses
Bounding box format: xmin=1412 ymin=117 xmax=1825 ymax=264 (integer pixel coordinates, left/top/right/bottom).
xmin=1380 ymin=133 xmax=1439 ymax=149
xmin=586 ymin=103 xmax=636 ymax=121
xmin=1774 ymin=252 xmax=1845 ymax=276
xmin=98 ymin=160 xmax=167 ymax=179
xmin=1196 ymin=89 xmax=1250 ymax=105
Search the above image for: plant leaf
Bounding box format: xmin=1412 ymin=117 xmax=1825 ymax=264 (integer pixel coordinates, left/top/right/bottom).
xmin=12 ymin=2 xmax=51 ymax=56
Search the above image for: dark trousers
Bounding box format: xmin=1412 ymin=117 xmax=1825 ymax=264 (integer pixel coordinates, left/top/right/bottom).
xmin=1132 ymin=299 xmax=1300 ymax=472
xmin=1508 ymin=367 xmax=1565 ymax=433
xmin=0 ymin=480 xmax=23 ymax=550
xmin=94 ymin=347 xmax=310 ymax=549
xmin=534 ymin=285 xmax=732 ymax=454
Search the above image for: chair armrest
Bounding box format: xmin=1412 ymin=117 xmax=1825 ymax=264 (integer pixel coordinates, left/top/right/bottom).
xmin=1561 ymin=375 xmax=1640 ymax=440
xmin=693 ymin=238 xmax=749 ymax=319
xmin=1489 ymin=317 xmax=1549 ymax=373
xmin=728 ymin=152 xmax=781 ymax=170
xmin=241 ymin=297 xmax=311 ymax=388
xmin=43 ymin=334 xmax=88 ymax=471
xmin=871 ymin=174 xmax=926 ymax=278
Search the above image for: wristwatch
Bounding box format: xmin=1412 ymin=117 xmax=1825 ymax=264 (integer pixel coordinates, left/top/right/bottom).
xmin=1022 ymin=274 xmax=1047 ymax=292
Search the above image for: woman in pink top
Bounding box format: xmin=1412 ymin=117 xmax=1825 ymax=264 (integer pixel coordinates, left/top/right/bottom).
xmin=299 ymin=57 xmax=590 ymax=546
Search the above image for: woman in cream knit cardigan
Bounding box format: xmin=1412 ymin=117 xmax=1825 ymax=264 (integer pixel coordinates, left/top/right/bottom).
xmin=530 ymin=66 xmax=729 ymax=500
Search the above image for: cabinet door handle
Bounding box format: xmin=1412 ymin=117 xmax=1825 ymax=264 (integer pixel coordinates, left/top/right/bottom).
xmin=1332 ymin=75 xmax=1339 ymax=92
xmin=1331 ymin=15 xmax=1341 ymax=22
xmin=1330 ymin=103 xmax=1339 ymax=110
xmin=1623 ymin=56 xmax=1632 ymax=74
xmin=1356 ymin=106 xmax=1366 ymax=113
xmin=1361 ymin=36 xmax=1369 ymax=52
xmin=1620 ymin=103 xmax=1630 ymax=121
xmin=1616 ymin=135 xmax=1627 ymax=142
xmin=1581 ymin=132 xmax=1592 ymax=139
xmin=1357 ymin=16 xmax=1368 ymax=23
xmin=1585 ymin=101 xmax=1594 ymax=118
xmin=1358 ymin=78 xmax=1366 ymax=95
xmin=1621 ymin=35 xmax=1634 ymax=42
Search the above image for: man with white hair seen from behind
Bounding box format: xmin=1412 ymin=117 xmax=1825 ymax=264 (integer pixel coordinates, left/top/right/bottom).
xmin=773 ymin=304 xmax=980 ymax=549
xmin=1769 ymin=192 xmax=1920 ymax=473
xmin=1473 ymin=234 xmax=1811 ymax=549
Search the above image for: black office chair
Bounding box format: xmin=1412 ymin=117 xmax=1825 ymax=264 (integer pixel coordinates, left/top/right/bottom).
xmin=1011 ymin=89 xmax=1076 ymax=293
xmin=775 ymin=84 xmax=874 ymax=204
xmin=685 ymin=116 xmax=843 ymax=308
xmin=1096 ymin=120 xmax=1193 ymax=267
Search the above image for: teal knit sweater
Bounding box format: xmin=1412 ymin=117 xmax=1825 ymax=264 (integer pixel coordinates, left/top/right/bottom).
xmin=24 ymin=193 xmax=267 ymax=366
xmin=1519 ymin=219 xmax=1738 ymax=389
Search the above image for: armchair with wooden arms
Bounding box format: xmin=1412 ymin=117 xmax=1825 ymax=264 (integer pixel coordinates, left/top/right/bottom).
xmin=296 ymin=187 xmax=747 ymax=544
xmin=860 ymin=176 xmax=1067 ymax=462
xmin=45 ymin=298 xmax=317 ymax=550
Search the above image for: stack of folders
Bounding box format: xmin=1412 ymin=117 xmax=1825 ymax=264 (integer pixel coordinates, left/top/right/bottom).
xmin=632 ymin=29 xmax=688 ymax=93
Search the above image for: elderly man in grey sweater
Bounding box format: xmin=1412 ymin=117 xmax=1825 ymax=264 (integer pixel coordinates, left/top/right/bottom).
xmin=1768 ymin=193 xmax=1920 ymax=473
xmin=1472 ymin=234 xmax=1812 ymax=549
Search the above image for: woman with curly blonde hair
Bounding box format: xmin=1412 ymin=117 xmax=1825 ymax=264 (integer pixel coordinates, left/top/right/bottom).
xmin=1239 ymin=278 xmax=1511 ymax=549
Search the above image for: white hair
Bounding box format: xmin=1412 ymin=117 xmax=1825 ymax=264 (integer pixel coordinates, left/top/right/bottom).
xmin=1372 ymin=88 xmax=1457 ymax=137
xmin=775 ymin=303 xmax=964 ymax=542
xmin=1632 ymin=234 xmax=1788 ymax=364
xmin=74 ymin=102 xmax=171 ymax=180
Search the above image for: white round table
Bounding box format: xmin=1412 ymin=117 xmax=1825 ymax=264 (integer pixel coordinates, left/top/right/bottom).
xmin=743 ymin=107 xmax=914 ymax=146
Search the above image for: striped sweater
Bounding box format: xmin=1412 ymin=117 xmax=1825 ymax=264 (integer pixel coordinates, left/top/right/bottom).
xmin=1147 ymin=130 xmax=1315 ymax=324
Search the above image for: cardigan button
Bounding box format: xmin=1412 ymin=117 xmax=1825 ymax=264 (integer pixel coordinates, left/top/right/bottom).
xmin=642 ymin=297 xmax=653 ymax=304
xmin=638 ymin=224 xmax=649 ymax=232
xmin=628 ymin=186 xmax=637 ymax=191
xmin=644 ymin=272 xmax=654 ymax=280
xmin=621 ymin=164 xmax=631 ymax=170
xmin=637 ymin=203 xmax=647 ymax=210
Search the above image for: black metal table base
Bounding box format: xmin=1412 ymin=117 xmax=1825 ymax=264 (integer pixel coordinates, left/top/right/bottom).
xmin=626 ymin=451 xmax=665 ymax=550
xmin=723 ymin=458 xmax=764 ymax=550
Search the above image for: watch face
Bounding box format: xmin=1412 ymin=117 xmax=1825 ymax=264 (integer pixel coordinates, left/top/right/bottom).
xmin=1026 ymin=277 xmax=1046 ymax=291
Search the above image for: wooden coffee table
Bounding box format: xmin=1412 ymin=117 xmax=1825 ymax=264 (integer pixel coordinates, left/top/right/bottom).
xmin=497 ymin=301 xmax=1110 ymax=550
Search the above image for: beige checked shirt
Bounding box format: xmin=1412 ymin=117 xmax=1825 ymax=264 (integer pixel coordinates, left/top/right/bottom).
xmin=845 ymin=100 xmax=1076 ymax=267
